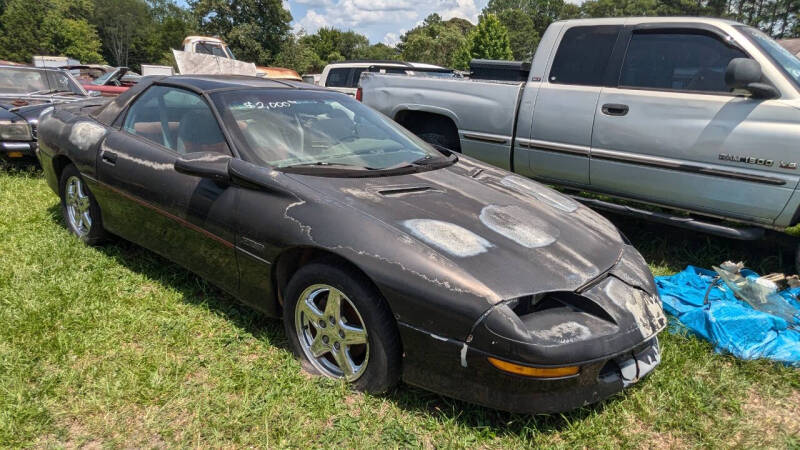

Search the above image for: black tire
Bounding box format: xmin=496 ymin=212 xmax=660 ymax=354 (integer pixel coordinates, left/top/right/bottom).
xmin=794 ymin=242 xmax=800 ymax=276
xmin=283 ymin=261 xmax=401 ymax=393
xmin=59 ymin=164 xmax=107 ymax=245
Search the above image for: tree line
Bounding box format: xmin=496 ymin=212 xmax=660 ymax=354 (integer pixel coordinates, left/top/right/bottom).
xmin=0 ymin=0 xmax=796 ymax=74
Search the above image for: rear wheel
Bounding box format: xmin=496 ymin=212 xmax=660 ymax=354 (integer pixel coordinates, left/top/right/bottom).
xmin=59 ymin=164 xmax=106 ymax=245
xmin=283 ymin=262 xmax=401 ymax=393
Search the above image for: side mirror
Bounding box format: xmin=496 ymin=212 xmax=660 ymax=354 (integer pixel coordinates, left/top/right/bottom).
xmin=228 ymin=158 xmax=291 ymax=195
xmin=725 ymin=58 xmax=779 ymax=99
xmin=174 ymin=152 xmax=232 ymax=183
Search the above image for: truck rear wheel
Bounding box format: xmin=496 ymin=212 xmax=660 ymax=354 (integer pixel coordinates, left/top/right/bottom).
xmin=395 ymin=111 xmax=461 ymax=152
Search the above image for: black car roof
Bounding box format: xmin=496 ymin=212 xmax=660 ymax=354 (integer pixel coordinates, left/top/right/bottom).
xmin=155 ymin=74 xmax=326 ymax=93
xmin=91 ymin=74 xmax=332 ymax=126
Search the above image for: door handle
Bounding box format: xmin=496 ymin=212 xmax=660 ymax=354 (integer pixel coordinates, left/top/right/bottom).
xmin=101 ymin=151 xmax=118 ymax=165
xmin=601 ymin=103 xmax=629 ymax=116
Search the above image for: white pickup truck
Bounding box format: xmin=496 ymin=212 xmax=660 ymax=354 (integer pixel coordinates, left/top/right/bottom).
xmin=360 ymin=17 xmax=800 ymax=254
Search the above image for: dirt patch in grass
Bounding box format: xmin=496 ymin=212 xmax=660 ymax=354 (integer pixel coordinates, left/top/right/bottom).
xmin=626 ymin=416 xmax=688 ymax=449
xmin=742 ymin=388 xmax=800 ymax=437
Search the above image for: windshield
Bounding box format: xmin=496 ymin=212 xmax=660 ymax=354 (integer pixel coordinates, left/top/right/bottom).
xmin=212 ymin=89 xmax=443 ymax=170
xmin=737 ymin=26 xmax=800 ymax=89
xmin=92 ymin=70 xmax=115 ymax=85
xmin=0 ymin=68 xmax=84 ymax=95
xmin=196 ymin=42 xmax=232 ymax=59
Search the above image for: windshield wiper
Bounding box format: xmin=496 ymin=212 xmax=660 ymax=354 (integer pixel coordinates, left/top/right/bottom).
xmin=282 ymin=161 xmax=373 ymax=170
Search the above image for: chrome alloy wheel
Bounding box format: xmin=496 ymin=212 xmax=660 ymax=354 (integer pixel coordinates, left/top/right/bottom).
xmin=294 ymin=284 xmax=369 ymax=381
xmin=64 ymin=175 xmax=92 ymax=237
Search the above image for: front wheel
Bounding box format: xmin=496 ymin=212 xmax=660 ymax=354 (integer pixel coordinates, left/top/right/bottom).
xmin=283 ymin=262 xmax=401 ymax=393
xmin=59 ymin=164 xmax=106 ymax=245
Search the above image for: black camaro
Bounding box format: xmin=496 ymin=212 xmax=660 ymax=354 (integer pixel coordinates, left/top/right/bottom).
xmin=36 ymin=75 xmax=666 ymax=414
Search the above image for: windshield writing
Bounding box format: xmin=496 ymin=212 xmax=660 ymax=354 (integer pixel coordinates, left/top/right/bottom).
xmin=213 ymin=90 xmax=441 ymax=171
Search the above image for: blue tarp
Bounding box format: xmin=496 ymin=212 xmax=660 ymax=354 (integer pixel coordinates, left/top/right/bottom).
xmin=655 ymin=266 xmax=800 ymax=366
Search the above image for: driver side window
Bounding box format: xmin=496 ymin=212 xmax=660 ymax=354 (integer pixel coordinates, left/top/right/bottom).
xmin=620 ymin=31 xmax=748 ymax=93
xmin=123 ymin=85 xmax=230 ymax=155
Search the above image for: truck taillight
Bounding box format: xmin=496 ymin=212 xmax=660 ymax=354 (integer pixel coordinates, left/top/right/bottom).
xmin=356 ymin=88 xmax=362 ymax=102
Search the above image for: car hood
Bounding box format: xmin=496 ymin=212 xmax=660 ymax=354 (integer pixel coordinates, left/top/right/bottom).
xmin=288 ymin=157 xmax=624 ymax=300
xmin=0 ymin=100 xmax=54 ymax=124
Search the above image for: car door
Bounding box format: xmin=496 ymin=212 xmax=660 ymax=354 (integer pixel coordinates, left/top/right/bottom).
xmin=524 ymin=25 xmax=622 ymax=186
xmin=590 ymin=25 xmax=800 ymax=224
xmin=95 ymin=84 xmax=239 ymax=292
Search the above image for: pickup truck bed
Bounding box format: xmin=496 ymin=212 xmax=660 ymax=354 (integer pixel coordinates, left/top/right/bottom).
xmin=361 ymin=73 xmax=525 ymax=170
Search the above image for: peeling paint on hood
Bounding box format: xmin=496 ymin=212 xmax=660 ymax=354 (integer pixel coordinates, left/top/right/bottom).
xmin=403 ymin=219 xmax=493 ymax=257
xmin=288 ymin=157 xmax=625 ymax=300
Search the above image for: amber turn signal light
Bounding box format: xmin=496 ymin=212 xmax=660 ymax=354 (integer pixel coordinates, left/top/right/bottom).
xmin=487 ymin=357 xmax=580 ymax=378
xmin=6 ymin=151 xmax=23 ymax=158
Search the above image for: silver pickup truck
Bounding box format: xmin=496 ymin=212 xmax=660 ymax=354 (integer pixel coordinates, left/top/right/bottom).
xmin=360 ymin=17 xmax=800 ymax=255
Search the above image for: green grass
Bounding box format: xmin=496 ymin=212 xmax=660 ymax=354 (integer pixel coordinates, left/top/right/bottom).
xmin=1 ymin=165 xmax=798 ymax=448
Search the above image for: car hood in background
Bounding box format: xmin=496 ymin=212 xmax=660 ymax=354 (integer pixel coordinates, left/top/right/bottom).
xmin=289 ymin=157 xmax=624 ymax=301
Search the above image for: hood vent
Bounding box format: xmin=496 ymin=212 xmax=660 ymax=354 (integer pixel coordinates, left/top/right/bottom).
xmin=378 ymin=185 xmax=439 ymax=197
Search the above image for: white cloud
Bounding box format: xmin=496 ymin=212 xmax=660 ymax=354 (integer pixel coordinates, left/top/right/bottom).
xmin=289 ymin=0 xmax=486 ymax=42
xmin=295 ymin=1 xmax=418 ymax=34
xmin=295 ymin=9 xmax=330 ymax=34
xmin=438 ymin=0 xmax=479 ymax=23
xmin=382 ymin=32 xmax=401 ymax=47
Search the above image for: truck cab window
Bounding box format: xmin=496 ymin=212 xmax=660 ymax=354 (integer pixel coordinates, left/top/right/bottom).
xmin=549 ymin=26 xmax=621 ymax=86
xmin=620 ymin=31 xmax=747 ymax=93
xmin=326 ymin=68 xmax=351 ymax=87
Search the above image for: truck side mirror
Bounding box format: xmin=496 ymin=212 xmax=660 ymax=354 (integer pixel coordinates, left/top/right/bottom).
xmin=725 ymin=58 xmax=779 ymax=99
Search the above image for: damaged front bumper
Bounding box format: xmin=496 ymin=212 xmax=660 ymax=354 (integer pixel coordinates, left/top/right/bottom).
xmin=399 ymin=322 xmax=661 ymax=414
xmin=396 ymin=244 xmax=666 ymax=414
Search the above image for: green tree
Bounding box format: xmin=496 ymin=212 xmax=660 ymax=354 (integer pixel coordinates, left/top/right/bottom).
xmin=485 ymin=0 xmax=567 ymax=36
xmin=93 ymin=0 xmax=150 ymax=67
xmin=398 ymin=14 xmax=475 ymax=67
xmin=0 ymin=0 xmax=103 ymax=63
xmin=299 ymin=27 xmax=370 ymax=62
xmin=358 ymin=43 xmax=400 ymax=61
xmin=190 ymin=0 xmax=292 ymax=65
xmin=128 ymin=0 xmax=197 ymax=69
xmin=42 ymin=15 xmax=105 ymax=63
xmin=456 ymin=13 xmax=513 ymax=69
xmin=495 ymin=9 xmax=539 ymax=60
xmin=273 ymin=35 xmax=325 ymax=74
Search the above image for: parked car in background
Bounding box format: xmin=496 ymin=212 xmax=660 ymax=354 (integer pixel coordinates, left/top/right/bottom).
xmin=361 ymin=17 xmax=800 ymax=266
xmin=258 ymin=66 xmax=302 ymax=81
xmin=302 ymin=73 xmax=321 ymax=85
xmin=0 ymin=65 xmax=93 ymax=161
xmin=36 ymin=74 xmax=666 ymax=414
xmin=319 ymin=60 xmax=455 ymax=96
xmin=85 ymin=67 xmax=141 ymax=96
xmin=181 ymin=36 xmax=300 ymax=80
xmin=62 ymin=66 xmax=141 ymax=96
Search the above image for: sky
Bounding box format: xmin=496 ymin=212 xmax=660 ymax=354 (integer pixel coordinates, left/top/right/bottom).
xmin=284 ymin=0 xmax=491 ymax=46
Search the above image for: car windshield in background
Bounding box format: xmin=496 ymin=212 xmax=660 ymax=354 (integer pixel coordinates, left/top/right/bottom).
xmin=92 ymin=71 xmax=115 ymax=85
xmin=738 ymin=26 xmax=800 ymax=89
xmin=0 ymin=68 xmax=49 ymax=94
xmin=212 ymin=90 xmax=445 ymax=172
xmin=0 ymin=68 xmax=83 ymax=95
